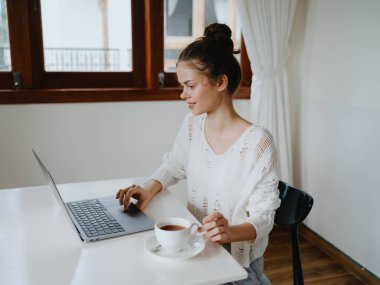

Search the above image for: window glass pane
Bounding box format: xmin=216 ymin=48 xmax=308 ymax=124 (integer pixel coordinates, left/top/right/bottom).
xmin=0 ymin=0 xmax=11 ymax=71
xmin=41 ymin=0 xmax=132 ymax=72
xmin=164 ymin=0 xmax=241 ymax=72
xmin=166 ymin=0 xmax=192 ymax=37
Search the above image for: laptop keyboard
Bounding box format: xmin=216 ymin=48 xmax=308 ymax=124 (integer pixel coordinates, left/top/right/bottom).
xmin=67 ymin=199 xmax=125 ymax=238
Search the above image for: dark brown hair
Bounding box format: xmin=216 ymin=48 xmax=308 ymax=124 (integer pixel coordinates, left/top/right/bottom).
xmin=178 ymin=23 xmax=242 ymax=95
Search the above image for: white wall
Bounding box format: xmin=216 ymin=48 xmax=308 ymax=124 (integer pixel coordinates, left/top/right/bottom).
xmin=289 ymin=0 xmax=380 ymax=278
xmin=0 ymin=100 xmax=250 ymax=203
xmin=0 ymin=102 xmax=181 ymax=188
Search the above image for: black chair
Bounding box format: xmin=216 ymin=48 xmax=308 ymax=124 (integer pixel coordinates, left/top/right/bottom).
xmin=276 ymin=181 xmax=314 ymax=285
xmin=261 ymin=181 xmax=314 ymax=285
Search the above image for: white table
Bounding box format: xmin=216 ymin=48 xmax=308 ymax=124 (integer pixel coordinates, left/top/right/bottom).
xmin=0 ymin=178 xmax=247 ymax=285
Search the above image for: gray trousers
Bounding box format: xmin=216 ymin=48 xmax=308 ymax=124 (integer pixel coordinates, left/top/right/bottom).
xmin=222 ymin=243 xmax=264 ymax=285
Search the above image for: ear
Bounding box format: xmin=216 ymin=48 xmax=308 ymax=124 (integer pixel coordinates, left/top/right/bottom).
xmin=217 ymin=74 xmax=228 ymax=92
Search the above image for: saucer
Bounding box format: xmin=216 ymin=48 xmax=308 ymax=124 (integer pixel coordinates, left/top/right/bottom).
xmin=144 ymin=235 xmax=205 ymax=261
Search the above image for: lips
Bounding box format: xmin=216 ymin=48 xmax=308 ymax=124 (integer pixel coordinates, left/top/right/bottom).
xmin=187 ymin=102 xmax=195 ymax=109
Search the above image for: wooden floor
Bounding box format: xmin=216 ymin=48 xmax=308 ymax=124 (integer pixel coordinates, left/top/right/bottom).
xmin=264 ymin=226 xmax=367 ymax=285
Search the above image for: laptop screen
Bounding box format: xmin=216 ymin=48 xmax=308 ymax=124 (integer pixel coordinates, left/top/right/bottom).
xmin=33 ymin=150 xmax=69 ymax=210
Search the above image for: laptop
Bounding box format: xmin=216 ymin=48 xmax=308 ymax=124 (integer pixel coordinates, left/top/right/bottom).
xmin=33 ymin=150 xmax=154 ymax=242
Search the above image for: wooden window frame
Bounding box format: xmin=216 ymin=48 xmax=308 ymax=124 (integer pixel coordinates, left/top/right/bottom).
xmin=0 ymin=0 xmax=250 ymax=104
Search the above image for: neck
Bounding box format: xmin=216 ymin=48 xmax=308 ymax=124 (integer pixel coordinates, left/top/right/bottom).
xmin=206 ymin=95 xmax=240 ymax=133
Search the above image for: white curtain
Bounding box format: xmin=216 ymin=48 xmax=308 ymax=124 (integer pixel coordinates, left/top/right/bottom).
xmin=236 ymin=0 xmax=297 ymax=183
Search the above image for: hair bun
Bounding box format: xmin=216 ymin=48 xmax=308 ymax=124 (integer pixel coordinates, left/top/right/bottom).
xmin=203 ymin=23 xmax=239 ymax=54
xmin=204 ymin=23 xmax=231 ymax=41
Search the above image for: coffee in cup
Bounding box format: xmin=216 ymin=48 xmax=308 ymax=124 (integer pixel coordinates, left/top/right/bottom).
xmin=160 ymin=225 xmax=186 ymax=231
xmin=155 ymin=217 xmax=199 ymax=253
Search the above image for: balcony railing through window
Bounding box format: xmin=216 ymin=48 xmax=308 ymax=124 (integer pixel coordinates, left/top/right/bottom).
xmin=44 ymin=48 xmax=131 ymax=72
xmin=0 ymin=47 xmax=133 ymax=72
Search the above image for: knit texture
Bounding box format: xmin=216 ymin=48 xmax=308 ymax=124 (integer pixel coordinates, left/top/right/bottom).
xmin=150 ymin=113 xmax=280 ymax=267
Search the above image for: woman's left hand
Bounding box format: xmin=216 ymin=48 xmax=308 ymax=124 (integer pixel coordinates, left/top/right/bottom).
xmin=199 ymin=212 xmax=232 ymax=244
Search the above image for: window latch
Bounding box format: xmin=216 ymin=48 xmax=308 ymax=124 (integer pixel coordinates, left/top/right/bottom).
xmin=158 ymin=72 xmax=165 ymax=88
xmin=13 ymin=72 xmax=22 ymax=88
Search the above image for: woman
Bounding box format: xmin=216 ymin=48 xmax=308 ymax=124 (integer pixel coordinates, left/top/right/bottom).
xmin=116 ymin=23 xmax=280 ymax=284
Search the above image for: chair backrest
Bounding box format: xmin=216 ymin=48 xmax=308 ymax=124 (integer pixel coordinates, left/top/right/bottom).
xmin=275 ymin=181 xmax=314 ymax=227
xmin=273 ymin=181 xmax=314 ymax=285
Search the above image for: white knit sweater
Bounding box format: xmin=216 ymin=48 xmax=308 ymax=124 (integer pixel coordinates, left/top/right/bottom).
xmin=150 ymin=113 xmax=280 ymax=267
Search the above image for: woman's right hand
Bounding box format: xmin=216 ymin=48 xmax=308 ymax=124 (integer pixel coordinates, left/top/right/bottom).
xmin=116 ymin=180 xmax=162 ymax=211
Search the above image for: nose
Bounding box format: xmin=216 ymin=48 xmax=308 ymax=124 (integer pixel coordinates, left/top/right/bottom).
xmin=180 ymin=90 xmax=189 ymax=100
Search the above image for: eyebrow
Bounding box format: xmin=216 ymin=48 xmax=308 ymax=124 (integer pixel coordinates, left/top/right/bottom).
xmin=178 ymin=80 xmax=194 ymax=86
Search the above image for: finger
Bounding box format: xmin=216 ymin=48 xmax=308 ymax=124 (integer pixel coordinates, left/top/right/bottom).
xmin=124 ymin=188 xmax=140 ymax=210
xmin=119 ymin=187 xmax=134 ymax=205
xmin=131 ymin=192 xmax=142 ymax=209
xmin=202 ymin=212 xmax=224 ymax=224
xmin=204 ymin=226 xmax=226 ymax=239
xmin=116 ymin=188 xmax=127 ymax=199
xmin=210 ymin=232 xmax=228 ymax=243
xmin=201 ymin=220 xmax=217 ymax=232
xmin=201 ymin=217 xmax=227 ymax=232
xmin=117 ymin=184 xmax=137 ymax=205
xmin=131 ymin=192 xmax=141 ymax=202
xmin=123 ymin=190 xmax=133 ymax=210
xmin=118 ymin=189 xmax=128 ymax=205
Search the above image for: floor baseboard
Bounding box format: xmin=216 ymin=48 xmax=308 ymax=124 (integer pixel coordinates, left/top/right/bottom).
xmin=299 ymin=224 xmax=380 ymax=285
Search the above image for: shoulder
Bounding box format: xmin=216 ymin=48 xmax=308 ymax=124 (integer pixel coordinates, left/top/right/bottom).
xmin=246 ymin=124 xmax=275 ymax=146
xmin=257 ymin=125 xmax=274 ymax=145
xmin=243 ymin=124 xmax=276 ymax=160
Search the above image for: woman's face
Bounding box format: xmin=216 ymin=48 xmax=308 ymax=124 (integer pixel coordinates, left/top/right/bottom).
xmin=177 ymin=61 xmax=224 ymax=115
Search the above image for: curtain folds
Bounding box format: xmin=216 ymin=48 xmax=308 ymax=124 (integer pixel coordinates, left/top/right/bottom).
xmin=237 ymin=0 xmax=297 ymax=183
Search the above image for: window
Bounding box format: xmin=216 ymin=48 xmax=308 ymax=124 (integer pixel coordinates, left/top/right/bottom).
xmin=0 ymin=0 xmax=251 ymax=104
xmin=41 ymin=0 xmax=132 ymax=72
xmin=0 ymin=0 xmax=11 ymax=88
xmin=32 ymin=0 xmax=145 ymax=89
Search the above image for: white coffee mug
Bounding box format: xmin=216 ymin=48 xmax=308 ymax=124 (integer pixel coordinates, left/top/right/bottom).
xmin=155 ymin=217 xmax=200 ymax=253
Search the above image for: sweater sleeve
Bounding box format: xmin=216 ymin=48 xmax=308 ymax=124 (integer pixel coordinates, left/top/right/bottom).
xmin=149 ymin=114 xmax=192 ymax=189
xmin=244 ymin=132 xmax=281 ymax=243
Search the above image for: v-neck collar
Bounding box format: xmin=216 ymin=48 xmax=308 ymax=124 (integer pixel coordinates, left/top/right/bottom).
xmin=200 ymin=114 xmax=253 ymax=156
